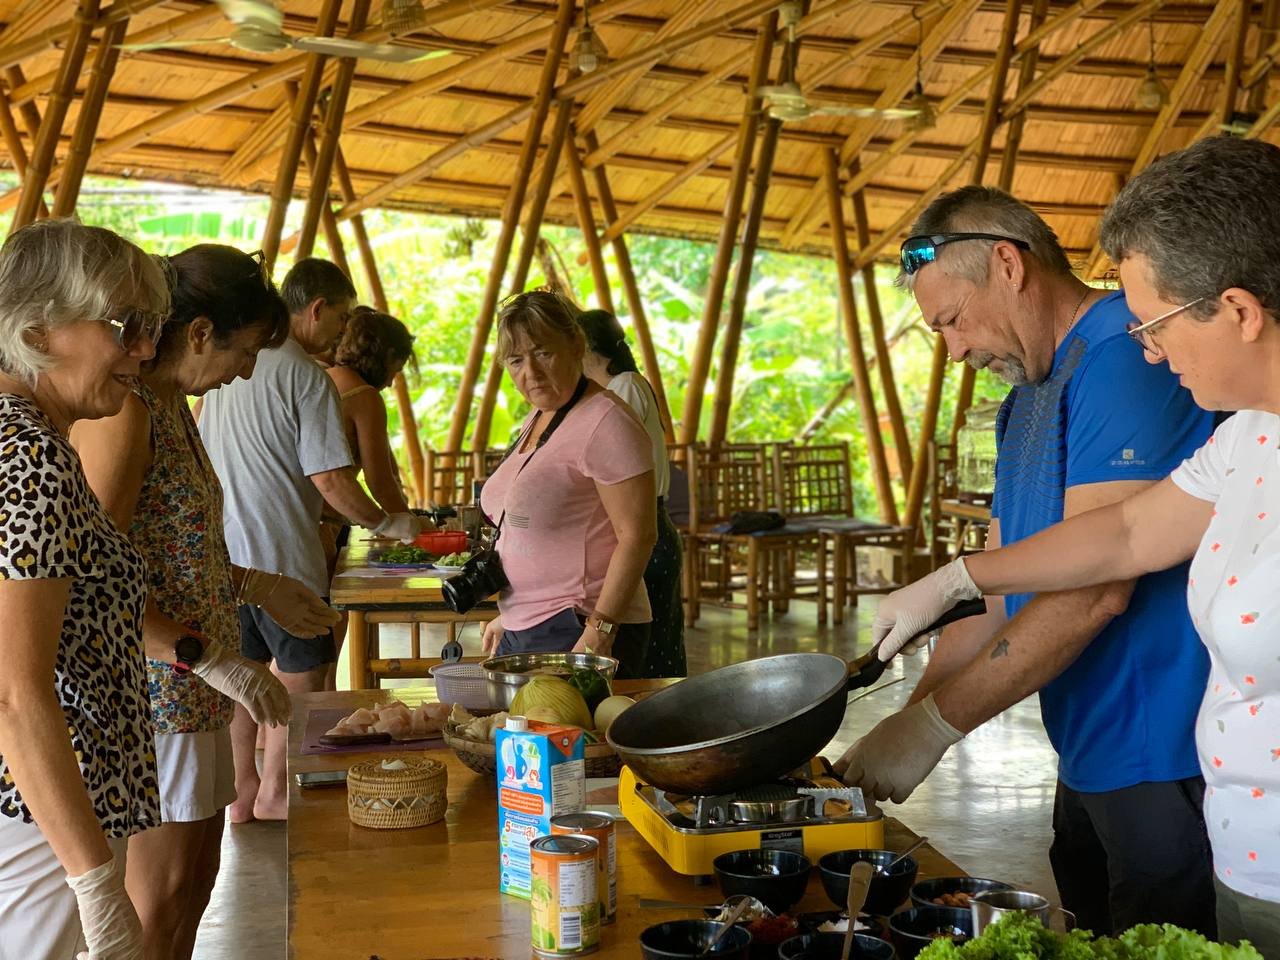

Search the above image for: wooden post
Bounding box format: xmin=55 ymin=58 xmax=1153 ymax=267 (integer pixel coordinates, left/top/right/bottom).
xmin=904 ymin=339 xmax=950 ymax=530
xmin=708 ymin=115 xmax=782 ymax=448
xmin=565 ymin=138 xmax=617 ymax=315
xmin=997 ymin=0 xmax=1050 ymax=189
xmin=823 ymin=150 xmax=898 ymax=525
xmin=301 ymin=129 xmax=352 ymax=276
xmin=443 ymin=0 xmax=575 ymax=455
xmin=260 ymin=0 xmax=342 ymax=267
xmin=471 ymin=93 xmax=576 ymax=451
xmin=10 ymin=0 xmax=99 ymax=232
xmin=680 ymin=12 xmax=777 ymax=445
xmin=52 ymin=16 xmax=126 ymax=217
xmin=583 ymin=137 xmax=675 ymax=442
xmin=296 ymin=0 xmax=370 ymax=260
xmin=1247 ymin=0 xmax=1280 ymax=113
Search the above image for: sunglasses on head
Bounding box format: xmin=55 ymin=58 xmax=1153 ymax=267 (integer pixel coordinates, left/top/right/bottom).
xmin=900 ymin=233 xmax=1032 ymax=276
xmin=102 ymin=307 xmax=168 ymax=352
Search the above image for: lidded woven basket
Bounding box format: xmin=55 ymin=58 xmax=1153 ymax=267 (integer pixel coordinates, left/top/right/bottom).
xmin=346 ymin=757 xmax=447 ymax=829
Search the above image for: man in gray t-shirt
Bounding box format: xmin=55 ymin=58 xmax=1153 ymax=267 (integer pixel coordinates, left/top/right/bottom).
xmin=199 ymin=258 xmax=421 ymax=821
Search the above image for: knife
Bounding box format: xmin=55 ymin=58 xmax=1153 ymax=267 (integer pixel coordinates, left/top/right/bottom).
xmin=846 ymin=597 xmax=988 ymax=691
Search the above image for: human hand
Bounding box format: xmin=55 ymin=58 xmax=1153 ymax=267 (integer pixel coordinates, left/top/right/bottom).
xmin=373 ymin=512 xmax=422 ymax=543
xmin=873 ymin=558 xmax=980 ymax=661
xmin=192 ymin=641 xmax=291 ymax=726
xmin=242 ymin=570 xmax=340 ymax=638
xmin=67 ymin=855 xmax=143 ymax=960
xmin=481 ymin=616 xmax=505 ymax=656
xmin=571 ymin=622 xmax=610 ymax=657
xmin=833 ymin=694 xmax=963 ymax=803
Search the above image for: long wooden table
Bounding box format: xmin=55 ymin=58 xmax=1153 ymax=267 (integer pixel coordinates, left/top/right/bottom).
xmin=288 ymin=685 xmax=965 ymax=960
xmin=331 ymin=538 xmax=497 ymax=688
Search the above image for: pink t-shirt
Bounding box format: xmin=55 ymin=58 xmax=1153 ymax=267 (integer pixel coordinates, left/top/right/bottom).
xmin=480 ymin=390 xmax=654 ymax=631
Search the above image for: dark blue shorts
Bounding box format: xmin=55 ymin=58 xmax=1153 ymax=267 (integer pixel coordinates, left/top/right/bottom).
xmin=238 ymin=603 xmax=336 ymax=674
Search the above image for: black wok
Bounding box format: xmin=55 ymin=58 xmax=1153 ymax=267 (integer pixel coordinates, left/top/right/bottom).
xmin=606 ymin=599 xmax=986 ymax=794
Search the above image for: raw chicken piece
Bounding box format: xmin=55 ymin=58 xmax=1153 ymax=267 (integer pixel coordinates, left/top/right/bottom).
xmin=423 ymin=702 xmax=451 ymax=721
xmin=347 ymin=707 xmax=377 ymax=726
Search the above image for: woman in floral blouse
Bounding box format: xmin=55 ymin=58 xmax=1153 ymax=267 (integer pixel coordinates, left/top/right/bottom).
xmin=72 ymin=245 xmax=337 ymax=960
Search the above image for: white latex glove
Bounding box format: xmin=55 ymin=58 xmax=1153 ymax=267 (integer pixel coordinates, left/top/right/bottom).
xmin=873 ymin=558 xmax=980 ymax=660
xmin=192 ymin=639 xmax=291 ymax=727
xmin=833 ymin=694 xmax=963 ymax=804
xmin=242 ymin=569 xmax=340 ymax=638
xmin=372 ymin=512 xmax=422 ymax=543
xmin=481 ymin=616 xmax=504 ymax=656
xmin=67 ymin=855 xmax=142 ymax=960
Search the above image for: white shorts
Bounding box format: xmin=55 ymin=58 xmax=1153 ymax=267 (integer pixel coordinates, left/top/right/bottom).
xmin=155 ymin=727 xmax=236 ymax=823
xmin=0 ymin=814 xmax=127 ymax=960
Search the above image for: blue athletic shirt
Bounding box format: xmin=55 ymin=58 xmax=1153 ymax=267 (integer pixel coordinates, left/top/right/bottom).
xmin=991 ymin=291 xmax=1212 ymax=792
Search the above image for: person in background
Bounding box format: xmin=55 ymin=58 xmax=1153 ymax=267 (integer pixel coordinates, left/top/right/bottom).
xmin=0 ymin=221 xmax=163 ymax=958
xmin=71 ymin=245 xmax=333 ymax=960
xmin=479 ymin=291 xmax=656 ymax=678
xmin=199 ymin=258 xmax=422 ymax=821
xmin=837 ymin=187 xmax=1218 ymax=936
xmin=867 ymin=136 xmax=1280 ymax=954
xmin=320 ymin=306 xmax=415 ymax=689
xmin=578 ymin=309 xmax=685 ymax=677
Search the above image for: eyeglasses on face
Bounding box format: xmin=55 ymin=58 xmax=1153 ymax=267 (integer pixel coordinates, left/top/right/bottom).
xmin=1125 ymin=297 xmax=1207 ymax=355
xmin=900 ymin=233 xmax=1032 ymax=276
xmin=102 ymin=307 xmax=168 ymax=352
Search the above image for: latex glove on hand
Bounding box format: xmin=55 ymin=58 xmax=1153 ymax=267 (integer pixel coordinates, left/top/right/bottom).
xmin=372 ymin=512 xmax=422 ymax=544
xmin=833 ymin=694 xmax=963 ymax=804
xmin=241 ymin=569 xmax=340 ymax=638
xmin=873 ymin=558 xmax=981 ymax=661
xmin=192 ymin=640 xmax=291 ymax=727
xmin=67 ymin=855 xmax=142 ymax=960
xmin=480 ymin=616 xmax=504 ymax=656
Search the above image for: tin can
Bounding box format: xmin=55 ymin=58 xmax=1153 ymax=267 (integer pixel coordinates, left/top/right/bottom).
xmin=551 ymin=811 xmax=617 ymax=924
xmin=530 ymin=834 xmax=600 ymax=957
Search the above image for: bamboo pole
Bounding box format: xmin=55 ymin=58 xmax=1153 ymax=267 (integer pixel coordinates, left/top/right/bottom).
xmin=849 ymin=178 xmax=912 ymax=486
xmin=52 ymin=16 xmax=126 ymax=217
xmin=0 ymin=0 xmax=165 ymax=74
xmin=823 ymin=150 xmax=897 ymax=524
xmin=6 ymin=66 xmax=42 ymax=148
xmin=471 ymin=93 xmax=577 ymax=451
xmin=998 ymin=0 xmax=1050 ymax=189
xmin=565 ymin=139 xmax=617 ymax=315
xmin=10 ymin=0 xmax=99 ymax=232
xmin=300 ymin=130 xmax=352 ymax=276
xmin=798 ymin=379 xmax=855 ymax=443
xmin=1247 ymin=0 xmax=1280 ymax=112
xmin=296 ymin=0 xmax=370 ymax=261
xmin=1192 ymin=0 xmax=1252 ymax=140
xmin=582 ymin=134 xmax=674 ymax=441
xmin=443 ymin=0 xmax=576 ymax=455
xmin=679 ymin=12 xmax=777 ymax=445
xmin=708 ymin=112 xmax=781 ymax=448
xmin=904 ymin=338 xmax=949 ymax=530
xmin=223 ymin=97 xmax=301 ymax=187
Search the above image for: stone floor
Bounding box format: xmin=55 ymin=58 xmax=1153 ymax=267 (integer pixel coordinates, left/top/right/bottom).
xmin=192 ymin=600 xmax=1062 ymax=960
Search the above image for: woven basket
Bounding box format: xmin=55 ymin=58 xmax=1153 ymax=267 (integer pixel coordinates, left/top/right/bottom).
xmin=347 ymin=757 xmax=448 ymax=829
xmin=442 ymin=727 xmax=622 ymax=779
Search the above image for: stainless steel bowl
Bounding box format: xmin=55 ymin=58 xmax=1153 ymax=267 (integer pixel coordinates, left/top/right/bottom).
xmin=481 ymin=652 xmax=619 ymax=709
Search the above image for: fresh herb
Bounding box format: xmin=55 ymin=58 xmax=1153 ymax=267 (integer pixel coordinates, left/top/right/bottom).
xmin=437 ymin=551 xmax=472 ymax=566
xmin=375 ymin=545 xmax=436 ymax=565
xmin=567 ymin=667 xmax=611 ymax=713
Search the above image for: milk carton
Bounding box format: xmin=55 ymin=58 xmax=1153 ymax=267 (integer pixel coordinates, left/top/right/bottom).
xmin=496 ymin=717 xmax=586 ymax=899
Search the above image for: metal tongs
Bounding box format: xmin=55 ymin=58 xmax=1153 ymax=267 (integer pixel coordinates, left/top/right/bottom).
xmin=846 ymin=598 xmax=988 ymax=691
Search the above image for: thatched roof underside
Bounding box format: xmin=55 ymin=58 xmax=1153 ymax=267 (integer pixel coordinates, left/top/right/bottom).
xmin=2 ymin=0 xmax=1277 ymax=269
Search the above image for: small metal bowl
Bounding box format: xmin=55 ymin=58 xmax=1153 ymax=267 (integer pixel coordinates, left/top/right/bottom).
xmin=480 ymin=651 xmax=619 ymax=709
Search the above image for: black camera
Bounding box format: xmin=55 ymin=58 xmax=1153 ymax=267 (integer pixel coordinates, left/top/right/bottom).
xmin=441 ymin=548 xmax=509 ymax=613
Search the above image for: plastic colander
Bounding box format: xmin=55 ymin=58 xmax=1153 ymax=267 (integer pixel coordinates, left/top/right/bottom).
xmin=429 ymin=662 xmax=491 ymax=710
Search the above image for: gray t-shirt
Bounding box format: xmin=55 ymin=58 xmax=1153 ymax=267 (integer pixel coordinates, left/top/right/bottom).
xmin=198 ymin=337 xmax=352 ymax=595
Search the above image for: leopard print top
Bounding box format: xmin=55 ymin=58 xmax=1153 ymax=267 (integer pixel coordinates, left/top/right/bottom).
xmin=0 ymin=394 xmax=160 ymax=839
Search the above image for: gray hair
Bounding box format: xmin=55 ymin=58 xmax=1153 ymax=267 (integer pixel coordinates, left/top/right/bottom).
xmin=898 ymin=185 xmax=1073 ymax=289
xmin=0 ymin=219 xmax=170 ymax=386
xmin=1100 ymin=136 xmax=1280 ymax=321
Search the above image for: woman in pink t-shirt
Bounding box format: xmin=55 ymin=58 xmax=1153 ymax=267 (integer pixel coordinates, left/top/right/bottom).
xmin=479 ymin=291 xmax=657 ymax=678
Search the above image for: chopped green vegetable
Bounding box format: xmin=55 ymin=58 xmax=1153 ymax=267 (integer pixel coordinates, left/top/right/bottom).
xmin=375 ymin=545 xmax=436 ymax=564
xmin=567 ymin=667 xmax=611 ymax=713
xmin=437 ymin=551 xmax=472 ymax=566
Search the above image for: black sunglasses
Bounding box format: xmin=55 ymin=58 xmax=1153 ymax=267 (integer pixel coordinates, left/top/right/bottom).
xmin=900 ymin=233 xmax=1032 ymax=275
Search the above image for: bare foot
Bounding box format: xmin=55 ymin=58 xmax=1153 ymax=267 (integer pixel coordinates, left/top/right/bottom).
xmin=252 ymin=792 xmax=288 ymax=821
xmin=228 ymin=778 xmax=259 ymax=824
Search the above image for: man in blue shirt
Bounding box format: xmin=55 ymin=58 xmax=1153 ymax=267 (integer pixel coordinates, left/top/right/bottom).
xmin=836 ymin=187 xmax=1216 ymax=935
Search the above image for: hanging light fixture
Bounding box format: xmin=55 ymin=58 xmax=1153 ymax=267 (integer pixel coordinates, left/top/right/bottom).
xmin=906 ymin=11 xmax=936 ymax=132
xmin=1135 ymin=16 xmax=1169 ymax=109
xmin=381 ymin=0 xmax=427 ymax=36
xmin=569 ymin=1 xmax=608 ymax=74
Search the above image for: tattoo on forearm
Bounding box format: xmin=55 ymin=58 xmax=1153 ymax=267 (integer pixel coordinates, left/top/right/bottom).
xmin=990 ymin=638 xmax=1010 ymax=660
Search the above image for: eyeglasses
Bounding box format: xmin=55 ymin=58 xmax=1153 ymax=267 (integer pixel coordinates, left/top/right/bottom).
xmin=900 ymin=233 xmax=1032 ymax=275
xmin=1125 ymin=297 xmax=1206 ymax=355
xmin=102 ymin=307 xmax=168 ymax=352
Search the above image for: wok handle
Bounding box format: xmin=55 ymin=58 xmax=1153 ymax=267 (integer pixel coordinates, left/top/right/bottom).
xmin=847 ymin=597 xmax=989 ymax=690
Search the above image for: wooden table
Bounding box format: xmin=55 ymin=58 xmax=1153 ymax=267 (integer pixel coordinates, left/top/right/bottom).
xmin=331 ymin=538 xmax=497 ymax=688
xmin=288 ymin=685 xmax=966 ymax=960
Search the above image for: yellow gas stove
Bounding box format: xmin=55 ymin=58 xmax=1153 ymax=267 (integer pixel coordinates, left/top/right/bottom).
xmin=618 ymin=764 xmax=884 ymax=876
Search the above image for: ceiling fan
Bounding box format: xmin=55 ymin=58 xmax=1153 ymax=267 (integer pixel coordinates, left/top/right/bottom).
xmin=756 ymin=81 xmax=924 ymax=123
xmin=118 ymin=0 xmax=451 ymax=64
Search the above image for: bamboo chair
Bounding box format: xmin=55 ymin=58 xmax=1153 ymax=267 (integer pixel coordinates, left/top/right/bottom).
xmin=425 ymin=449 xmax=478 ymax=507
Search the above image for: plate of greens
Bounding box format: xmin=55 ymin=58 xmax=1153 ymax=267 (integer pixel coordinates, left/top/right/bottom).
xmin=369 ymin=545 xmax=439 ymax=568
xmin=432 ymin=550 xmax=473 ymax=575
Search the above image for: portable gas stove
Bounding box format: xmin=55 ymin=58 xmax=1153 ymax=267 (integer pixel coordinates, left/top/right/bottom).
xmin=619 ymin=759 xmax=884 ymax=876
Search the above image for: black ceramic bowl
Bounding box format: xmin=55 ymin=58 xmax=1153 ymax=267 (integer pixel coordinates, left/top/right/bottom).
xmin=777 ymin=932 xmax=896 ymax=960
xmin=887 ymin=906 xmax=973 ymax=959
xmin=640 ymin=919 xmax=753 ymax=960
xmin=909 ymin=876 xmax=1014 ymax=910
xmin=817 ymin=850 xmax=918 ymax=916
xmin=714 ymin=849 xmax=812 ymax=914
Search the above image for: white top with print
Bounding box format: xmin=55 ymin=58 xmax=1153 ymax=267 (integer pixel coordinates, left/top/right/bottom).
xmin=1170 ymin=410 xmax=1280 ymax=902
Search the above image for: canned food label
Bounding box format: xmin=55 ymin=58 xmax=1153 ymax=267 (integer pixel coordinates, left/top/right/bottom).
xmin=531 ymin=855 xmax=599 ymax=955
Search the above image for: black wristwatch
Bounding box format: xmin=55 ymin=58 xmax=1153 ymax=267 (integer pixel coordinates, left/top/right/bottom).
xmin=173 ymin=635 xmax=205 ymax=675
